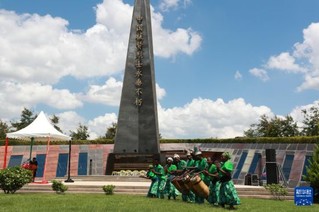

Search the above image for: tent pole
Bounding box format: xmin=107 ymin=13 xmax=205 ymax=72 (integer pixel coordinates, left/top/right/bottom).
xmin=65 ymin=139 xmax=74 ymax=183
xmin=29 ymin=137 xmax=34 ymax=160
xmin=41 ymin=136 xmax=50 ymax=184
xmin=3 ymin=137 xmax=9 ymax=169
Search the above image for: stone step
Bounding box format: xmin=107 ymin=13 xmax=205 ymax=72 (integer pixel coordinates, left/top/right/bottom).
xmin=17 ymin=176 xmax=295 ymax=200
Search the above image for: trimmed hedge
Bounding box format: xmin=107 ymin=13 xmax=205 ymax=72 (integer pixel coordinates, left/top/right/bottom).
xmin=0 ymin=136 xmax=319 ymax=146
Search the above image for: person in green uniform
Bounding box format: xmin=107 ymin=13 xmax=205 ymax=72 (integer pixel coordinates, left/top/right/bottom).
xmin=173 ymin=154 xmax=190 ymax=202
xmin=140 ymin=165 xmax=158 ymax=197
xmin=164 ymin=157 xmax=179 ymax=200
xmin=186 ymin=151 xmax=195 ymax=168
xmin=151 ymin=158 xmax=166 ymax=199
xmin=185 ymin=151 xmax=196 ymax=203
xmin=217 ymin=152 xmax=240 ymax=210
xmin=194 ymin=151 xmax=208 ymax=204
xmin=173 ymin=154 xmax=187 ymax=172
xmin=203 ymin=157 xmax=220 ymax=206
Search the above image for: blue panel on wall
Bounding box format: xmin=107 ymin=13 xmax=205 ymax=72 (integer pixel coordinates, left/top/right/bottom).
xmin=248 ymin=153 xmax=261 ymax=174
xmin=233 ymin=152 xmax=248 ymax=179
xmin=282 ymin=155 xmax=294 ymax=181
xmin=78 ymin=152 xmax=88 ymax=175
xmin=36 ymin=154 xmax=46 ymax=177
xmin=302 ymin=156 xmax=312 ymax=178
xmin=56 ymin=153 xmax=69 ymax=177
xmin=8 ymin=155 xmax=23 ymax=167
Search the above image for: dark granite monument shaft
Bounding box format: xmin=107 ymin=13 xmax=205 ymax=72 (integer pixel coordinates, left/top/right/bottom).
xmin=114 ymin=0 xmax=160 ymax=155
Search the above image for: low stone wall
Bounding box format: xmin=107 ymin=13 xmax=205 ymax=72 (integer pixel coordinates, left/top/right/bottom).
xmin=0 ymin=143 xmax=314 ymax=187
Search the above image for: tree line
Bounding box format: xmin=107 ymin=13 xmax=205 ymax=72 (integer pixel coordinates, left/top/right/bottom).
xmin=1 ymin=103 xmax=319 ymax=140
xmin=244 ymin=103 xmax=319 ymax=137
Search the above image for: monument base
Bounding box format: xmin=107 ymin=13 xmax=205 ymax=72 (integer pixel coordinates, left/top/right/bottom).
xmin=105 ymin=153 xmax=164 ymax=175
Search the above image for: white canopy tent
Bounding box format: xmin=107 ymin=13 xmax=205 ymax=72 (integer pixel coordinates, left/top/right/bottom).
xmin=4 ymin=111 xmax=71 ymax=183
xmin=6 ymin=111 xmax=71 ymax=141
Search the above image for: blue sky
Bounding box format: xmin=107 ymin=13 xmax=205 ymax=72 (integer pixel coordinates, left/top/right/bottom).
xmin=1 ymin=0 xmax=319 ymax=139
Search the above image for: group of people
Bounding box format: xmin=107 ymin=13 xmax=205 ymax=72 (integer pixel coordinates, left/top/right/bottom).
xmin=142 ymin=150 xmax=240 ymax=210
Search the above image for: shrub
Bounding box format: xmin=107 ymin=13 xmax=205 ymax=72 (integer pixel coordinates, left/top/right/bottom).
xmin=303 ymin=144 xmax=319 ymax=203
xmin=51 ymin=180 xmax=68 ymax=194
xmin=103 ymin=185 xmax=115 ymax=195
xmin=264 ymin=184 xmax=288 ymax=200
xmin=0 ymin=166 xmax=33 ymax=194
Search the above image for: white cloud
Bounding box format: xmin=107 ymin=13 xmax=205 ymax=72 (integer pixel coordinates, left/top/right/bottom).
xmin=81 ymin=97 xmax=273 ymax=139
xmin=156 ymin=83 xmax=166 ymax=100
xmin=83 ymin=77 xmax=123 ymax=106
xmin=160 ymin=0 xmax=179 ymax=11
xmin=81 ymin=78 xmax=166 ymax=107
xmin=88 ymin=113 xmax=118 ymax=139
xmin=289 ymin=100 xmax=319 ymax=129
xmin=296 ymin=74 xmax=319 ymax=92
xmin=0 ymin=81 xmax=82 ymax=119
xmin=158 ymin=98 xmax=273 ymax=138
xmin=234 ymin=70 xmax=242 ymax=80
xmin=57 ymin=111 xmax=86 ymax=135
xmin=0 ymin=0 xmax=200 ymax=121
xmin=249 ymin=22 xmax=319 ymax=91
xmin=293 ymin=22 xmax=319 ymax=91
xmin=159 ymin=0 xmax=192 ymax=11
xmin=0 ymin=0 xmax=202 ymax=84
xmin=249 ymin=68 xmax=269 ymax=82
xmin=266 ymin=52 xmax=306 ymax=73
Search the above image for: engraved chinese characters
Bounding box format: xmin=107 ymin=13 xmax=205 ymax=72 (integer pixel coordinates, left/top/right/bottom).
xmin=135 ymin=16 xmax=144 ymax=107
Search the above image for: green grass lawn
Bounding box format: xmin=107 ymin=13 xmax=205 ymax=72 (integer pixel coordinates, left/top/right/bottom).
xmin=0 ymin=193 xmax=318 ymax=212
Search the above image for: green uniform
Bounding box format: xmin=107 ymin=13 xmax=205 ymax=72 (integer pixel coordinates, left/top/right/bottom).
xmin=194 ymin=157 xmax=208 ymax=204
xmin=176 ymin=159 xmax=187 ymax=170
xmin=206 ymin=163 xmax=220 ymax=205
xmin=165 ymin=164 xmax=179 ymax=199
xmin=154 ymin=164 xmax=166 ymax=199
xmin=186 ymin=158 xmax=195 ymax=168
xmin=146 ymin=170 xmax=158 ymax=197
xmin=195 ymin=157 xmax=208 ymax=180
xmin=219 ymin=160 xmax=240 ymax=206
xmin=183 ymin=158 xmax=196 ymax=203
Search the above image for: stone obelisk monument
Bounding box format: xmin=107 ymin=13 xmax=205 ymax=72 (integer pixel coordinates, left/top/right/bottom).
xmin=106 ymin=0 xmax=160 ymax=174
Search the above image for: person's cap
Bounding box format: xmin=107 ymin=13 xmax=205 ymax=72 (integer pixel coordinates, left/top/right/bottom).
xmin=222 ymin=152 xmax=231 ymax=159
xmin=186 ymin=152 xmax=191 ymax=156
xmin=195 ymin=151 xmax=202 ymax=156
xmin=173 ymin=154 xmax=180 ymax=159
xmin=167 ymin=157 xmax=173 ymax=162
xmin=149 ymin=165 xmax=153 ymax=168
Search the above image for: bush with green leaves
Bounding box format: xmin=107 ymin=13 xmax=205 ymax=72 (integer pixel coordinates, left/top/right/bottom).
xmin=264 ymin=184 xmax=288 ymax=200
xmin=103 ymin=185 xmax=115 ymax=195
xmin=0 ymin=166 xmax=33 ymax=194
xmin=303 ymin=143 xmax=319 ymax=202
xmin=51 ymin=180 xmax=68 ymax=194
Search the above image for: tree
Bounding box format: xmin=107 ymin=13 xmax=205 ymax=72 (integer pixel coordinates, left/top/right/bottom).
xmin=105 ymin=123 xmax=117 ymax=139
xmin=70 ymin=123 xmax=89 ymax=140
xmin=11 ymin=108 xmax=36 ymax=131
xmin=0 ymin=120 xmax=10 ymax=139
xmin=301 ymin=104 xmax=319 ymax=136
xmin=244 ymin=114 xmax=299 ymax=137
xmin=303 ymin=144 xmax=319 ymax=202
xmin=50 ymin=114 xmax=62 ymax=133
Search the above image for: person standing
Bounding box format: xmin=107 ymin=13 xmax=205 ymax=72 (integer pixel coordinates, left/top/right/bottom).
xmin=217 ymin=152 xmax=240 ymax=210
xmin=151 ymin=158 xmax=166 ymax=199
xmin=29 ymin=157 xmax=38 ymax=182
xmin=204 ymin=157 xmax=220 ymax=206
xmin=184 ymin=151 xmax=195 ymax=203
xmin=194 ymin=151 xmax=208 ymax=204
xmin=140 ymin=165 xmax=158 ymax=198
xmin=164 ymin=157 xmax=178 ymax=200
